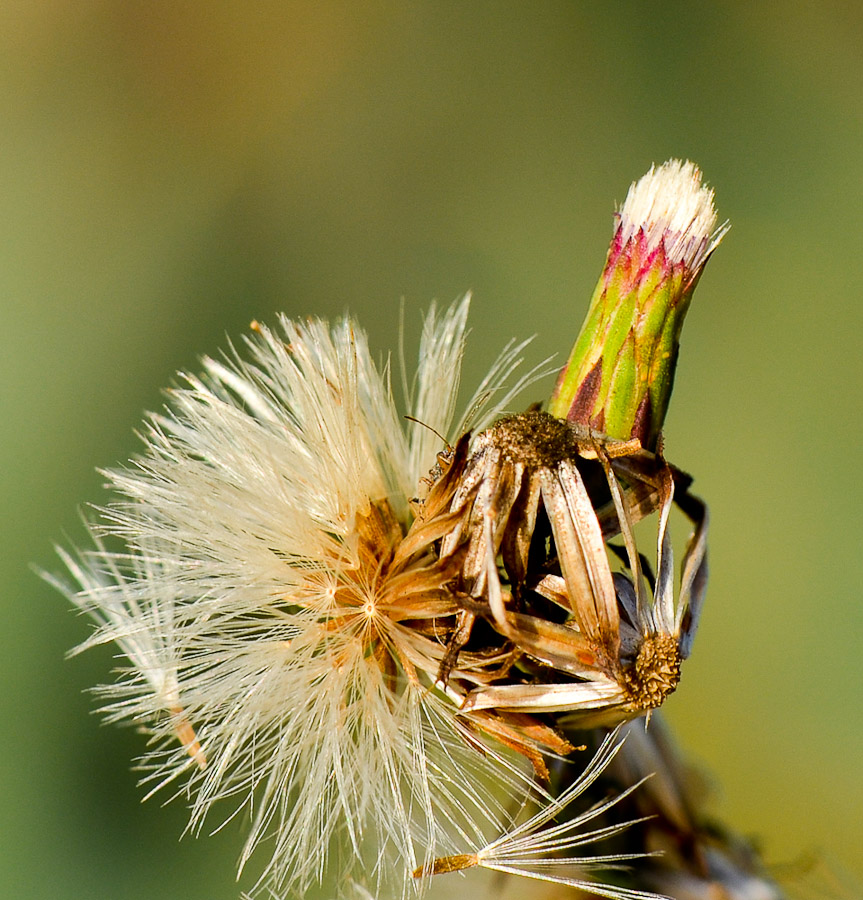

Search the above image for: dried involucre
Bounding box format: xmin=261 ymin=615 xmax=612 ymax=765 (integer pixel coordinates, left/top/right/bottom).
xmin=423 ymin=409 xmax=708 ymax=729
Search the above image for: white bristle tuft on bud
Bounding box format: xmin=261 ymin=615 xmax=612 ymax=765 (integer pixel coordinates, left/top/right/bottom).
xmin=618 ymin=159 xmax=728 ymax=270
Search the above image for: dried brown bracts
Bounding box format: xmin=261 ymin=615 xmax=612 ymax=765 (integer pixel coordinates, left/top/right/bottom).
xmin=408 ymin=409 xmax=708 ymax=737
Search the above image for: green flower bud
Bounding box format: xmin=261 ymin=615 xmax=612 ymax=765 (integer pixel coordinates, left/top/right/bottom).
xmin=548 ymin=160 xmax=728 ymax=450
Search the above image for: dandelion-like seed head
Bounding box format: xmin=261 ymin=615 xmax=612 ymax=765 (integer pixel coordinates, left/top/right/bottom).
xmin=53 ymin=297 xmax=558 ymax=899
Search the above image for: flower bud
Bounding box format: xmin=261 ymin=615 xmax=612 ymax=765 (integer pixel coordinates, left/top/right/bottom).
xmin=548 ymin=160 xmax=728 ymax=449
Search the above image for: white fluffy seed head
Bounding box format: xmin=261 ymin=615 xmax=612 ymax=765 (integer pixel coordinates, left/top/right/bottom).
xmin=53 ymin=296 xmax=557 ymax=900
xmin=618 ymin=159 xmax=728 ymax=271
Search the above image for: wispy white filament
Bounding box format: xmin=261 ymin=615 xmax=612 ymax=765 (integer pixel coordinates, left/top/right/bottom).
xmin=420 ymin=728 xmax=669 ymax=900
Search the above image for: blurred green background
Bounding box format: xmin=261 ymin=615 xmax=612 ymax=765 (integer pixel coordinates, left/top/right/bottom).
xmin=3 ymin=2 xmax=861 ymax=897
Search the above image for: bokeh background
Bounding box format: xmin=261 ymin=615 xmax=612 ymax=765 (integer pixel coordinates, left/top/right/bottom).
xmin=3 ymin=2 xmax=861 ymax=898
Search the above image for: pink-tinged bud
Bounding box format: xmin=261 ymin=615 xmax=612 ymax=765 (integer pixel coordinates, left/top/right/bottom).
xmin=548 ymin=160 xmax=728 ymax=449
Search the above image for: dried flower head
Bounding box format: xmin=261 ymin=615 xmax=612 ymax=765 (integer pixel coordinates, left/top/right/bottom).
xmin=420 ymin=409 xmax=708 ymax=730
